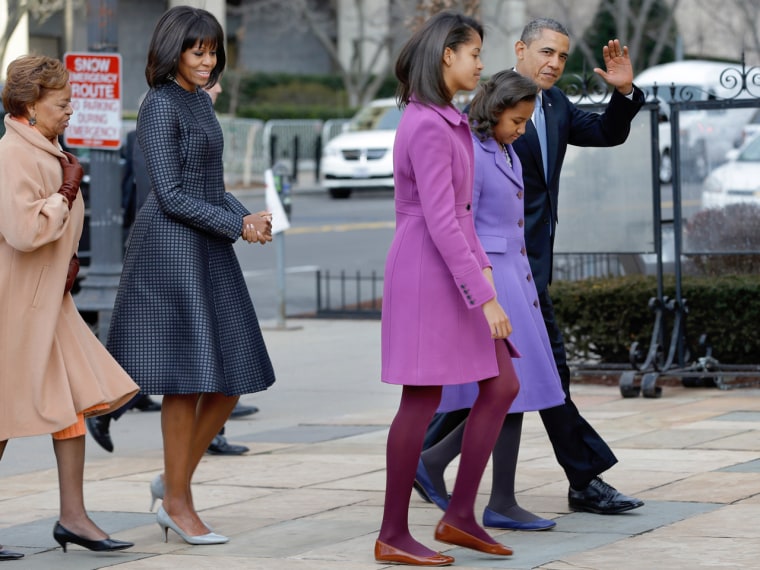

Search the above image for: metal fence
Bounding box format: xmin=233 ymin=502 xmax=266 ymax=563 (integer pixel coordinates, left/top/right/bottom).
xmin=219 ymin=117 xmax=267 ymax=187
xmin=121 ymin=117 xmax=338 ymax=188
xmin=314 ymin=269 xmax=382 ymax=319
xmin=313 ymin=253 xmax=632 ymax=319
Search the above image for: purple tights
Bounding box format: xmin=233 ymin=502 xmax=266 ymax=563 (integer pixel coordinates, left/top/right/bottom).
xmin=378 ymin=340 xmax=519 ymax=556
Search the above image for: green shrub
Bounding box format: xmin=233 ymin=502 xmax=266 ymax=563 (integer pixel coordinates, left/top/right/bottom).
xmin=551 ymin=274 xmax=760 ymax=365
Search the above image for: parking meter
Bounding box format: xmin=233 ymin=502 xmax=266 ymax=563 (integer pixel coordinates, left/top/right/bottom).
xmin=272 ymin=161 xmax=292 ymax=219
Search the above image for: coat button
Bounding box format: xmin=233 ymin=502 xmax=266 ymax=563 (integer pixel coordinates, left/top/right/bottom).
xmin=527 ymin=274 xmax=532 ymax=282
xmin=520 ymin=246 xmax=526 ymax=255
xmin=466 ymin=203 xmax=471 ymax=210
xmin=533 ymin=299 xmax=539 ymax=308
xmin=516 ymin=191 xmax=523 ymax=199
xmin=517 ymin=219 xmax=524 ymax=228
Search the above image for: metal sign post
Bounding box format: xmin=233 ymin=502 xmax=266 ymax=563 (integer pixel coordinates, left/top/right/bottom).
xmin=69 ymin=0 xmax=122 ymax=341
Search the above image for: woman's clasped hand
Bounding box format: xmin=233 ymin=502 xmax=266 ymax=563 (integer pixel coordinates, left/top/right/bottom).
xmin=242 ymin=210 xmax=273 ymax=244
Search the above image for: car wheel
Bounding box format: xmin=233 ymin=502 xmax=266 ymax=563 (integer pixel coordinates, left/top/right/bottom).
xmin=659 ymin=149 xmax=672 ymax=185
xmin=329 ymin=188 xmax=352 ymax=199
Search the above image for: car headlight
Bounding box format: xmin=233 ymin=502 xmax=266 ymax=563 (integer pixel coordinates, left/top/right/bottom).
xmin=702 ymin=175 xmax=723 ymax=194
xmin=323 ymin=145 xmax=340 ymax=158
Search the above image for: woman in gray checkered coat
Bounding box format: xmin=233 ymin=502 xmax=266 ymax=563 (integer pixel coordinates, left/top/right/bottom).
xmin=106 ymin=6 xmax=275 ymax=545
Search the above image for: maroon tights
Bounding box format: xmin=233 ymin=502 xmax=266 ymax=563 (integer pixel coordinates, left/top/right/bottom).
xmin=378 ymin=340 xmax=519 ymax=555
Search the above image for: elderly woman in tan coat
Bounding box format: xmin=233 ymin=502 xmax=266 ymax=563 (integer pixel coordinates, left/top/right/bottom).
xmin=0 ymin=55 xmax=138 ymax=559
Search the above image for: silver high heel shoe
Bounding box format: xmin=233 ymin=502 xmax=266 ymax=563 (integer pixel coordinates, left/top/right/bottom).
xmin=156 ymin=506 xmax=228 ymax=545
xmin=149 ymin=474 xmax=164 ymax=511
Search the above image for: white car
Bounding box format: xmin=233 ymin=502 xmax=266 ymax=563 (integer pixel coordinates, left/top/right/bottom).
xmin=321 ymin=98 xmax=402 ymax=199
xmin=701 ymin=133 xmax=760 ymax=209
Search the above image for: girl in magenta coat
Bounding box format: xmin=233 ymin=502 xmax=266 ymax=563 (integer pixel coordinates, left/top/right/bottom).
xmin=418 ymin=71 xmax=567 ymax=533
xmin=376 ymin=12 xmax=520 ymax=567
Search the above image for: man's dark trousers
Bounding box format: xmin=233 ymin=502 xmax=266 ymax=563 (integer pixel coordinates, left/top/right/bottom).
xmin=536 ymin=288 xmax=617 ymax=489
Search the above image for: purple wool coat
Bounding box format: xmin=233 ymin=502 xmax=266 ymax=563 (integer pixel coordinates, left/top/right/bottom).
xmin=438 ymin=135 xmax=565 ymax=413
xmin=381 ymin=101 xmax=504 ymax=387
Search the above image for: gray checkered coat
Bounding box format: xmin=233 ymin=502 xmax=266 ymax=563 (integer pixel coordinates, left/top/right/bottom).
xmin=106 ymin=82 xmax=275 ymax=396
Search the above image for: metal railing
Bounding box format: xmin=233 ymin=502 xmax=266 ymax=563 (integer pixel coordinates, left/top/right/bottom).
xmin=315 ymin=269 xmax=382 ymax=319
xmin=312 ymin=254 xmax=633 ymax=320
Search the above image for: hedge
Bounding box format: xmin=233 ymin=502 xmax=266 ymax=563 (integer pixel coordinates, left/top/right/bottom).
xmin=550 ymin=274 xmax=760 ymax=365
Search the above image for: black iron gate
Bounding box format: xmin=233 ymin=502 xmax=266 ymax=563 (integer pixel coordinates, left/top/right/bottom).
xmin=617 ymin=57 xmax=760 ymax=397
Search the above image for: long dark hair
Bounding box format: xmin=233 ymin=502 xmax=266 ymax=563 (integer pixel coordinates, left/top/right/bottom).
xmin=395 ymin=11 xmax=483 ymax=108
xmin=145 ymin=6 xmax=226 ymax=88
xmin=469 ymin=70 xmax=538 ymax=141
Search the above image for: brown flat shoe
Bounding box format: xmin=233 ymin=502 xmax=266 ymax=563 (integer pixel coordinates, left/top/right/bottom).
xmin=434 ymin=520 xmax=513 ymax=556
xmin=374 ymin=540 xmax=454 ymax=566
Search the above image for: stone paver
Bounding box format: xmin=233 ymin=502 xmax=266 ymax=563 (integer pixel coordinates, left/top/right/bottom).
xmin=2 ymin=318 xmax=759 ymax=569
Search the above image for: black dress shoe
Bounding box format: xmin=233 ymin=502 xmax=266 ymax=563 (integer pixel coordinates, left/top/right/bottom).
xmin=568 ymin=477 xmax=644 ymax=514
xmin=0 ymin=547 xmax=23 ymax=560
xmin=133 ymin=395 xmax=161 ymax=412
xmin=229 ymin=403 xmax=259 ymax=418
xmin=207 ymin=434 xmax=249 ymax=455
xmin=85 ymin=416 xmax=113 ymax=453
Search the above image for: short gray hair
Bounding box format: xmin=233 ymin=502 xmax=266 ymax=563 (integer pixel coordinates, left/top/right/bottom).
xmin=520 ymin=18 xmax=569 ymax=45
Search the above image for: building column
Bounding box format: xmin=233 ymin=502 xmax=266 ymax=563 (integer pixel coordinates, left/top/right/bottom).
xmin=481 ymin=0 xmax=525 ymax=75
xmin=0 ymin=0 xmax=29 ymax=80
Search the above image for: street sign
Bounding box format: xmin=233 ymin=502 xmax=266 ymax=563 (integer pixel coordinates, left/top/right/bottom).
xmin=64 ymin=52 xmax=122 ymax=149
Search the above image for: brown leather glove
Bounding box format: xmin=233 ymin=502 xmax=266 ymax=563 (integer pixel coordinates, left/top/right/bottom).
xmin=64 ymin=254 xmax=80 ymax=294
xmin=58 ymin=151 xmax=84 ymax=210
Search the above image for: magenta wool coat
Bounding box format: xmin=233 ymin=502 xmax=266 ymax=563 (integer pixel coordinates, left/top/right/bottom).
xmin=381 ymin=101 xmax=500 ymax=386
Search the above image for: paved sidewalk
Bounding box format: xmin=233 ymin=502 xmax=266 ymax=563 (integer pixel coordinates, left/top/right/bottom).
xmin=2 ymin=319 xmax=760 ymax=569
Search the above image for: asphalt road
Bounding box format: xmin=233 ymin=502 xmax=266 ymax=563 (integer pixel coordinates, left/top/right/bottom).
xmin=231 ymin=187 xmax=395 ymax=321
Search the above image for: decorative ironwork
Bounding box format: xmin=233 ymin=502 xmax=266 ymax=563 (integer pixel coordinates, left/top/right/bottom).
xmin=644 ymin=54 xmax=760 ymax=102
xmin=561 ymin=69 xmax=611 ymax=105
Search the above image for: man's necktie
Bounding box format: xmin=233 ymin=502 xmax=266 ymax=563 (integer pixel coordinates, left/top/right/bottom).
xmin=534 ymin=95 xmax=548 ymax=181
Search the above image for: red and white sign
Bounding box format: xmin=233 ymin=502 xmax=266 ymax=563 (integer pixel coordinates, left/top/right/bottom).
xmin=64 ymin=52 xmax=122 ymax=149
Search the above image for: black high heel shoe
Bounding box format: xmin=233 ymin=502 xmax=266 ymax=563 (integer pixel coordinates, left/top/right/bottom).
xmin=53 ymin=521 xmax=133 ymax=553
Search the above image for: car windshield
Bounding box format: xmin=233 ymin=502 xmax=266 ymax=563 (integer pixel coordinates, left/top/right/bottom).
xmin=349 ymin=104 xmax=402 ymax=131
xmin=739 ymin=135 xmax=760 ymax=161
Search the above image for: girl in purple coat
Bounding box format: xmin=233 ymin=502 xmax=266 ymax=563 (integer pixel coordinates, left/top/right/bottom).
xmin=377 ymin=12 xmax=520 ymax=567
xmin=414 ymin=72 xmax=567 ymax=531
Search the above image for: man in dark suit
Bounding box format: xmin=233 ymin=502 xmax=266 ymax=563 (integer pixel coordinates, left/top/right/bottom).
xmin=420 ymin=18 xmax=645 ymax=516
xmin=512 ymin=17 xmax=645 ymax=514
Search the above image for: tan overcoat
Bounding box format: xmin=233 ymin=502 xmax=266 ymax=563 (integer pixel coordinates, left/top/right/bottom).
xmin=0 ymin=115 xmax=138 ymax=440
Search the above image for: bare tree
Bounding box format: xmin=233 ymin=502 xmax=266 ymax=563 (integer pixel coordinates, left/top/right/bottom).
xmin=406 ymin=0 xmax=480 ymax=30
xmin=693 ymin=0 xmax=760 ymax=64
xmin=229 ymin=0 xmax=400 ymax=108
xmin=228 ymin=0 xmax=486 ymax=109
xmin=536 ymin=0 xmax=680 ymax=74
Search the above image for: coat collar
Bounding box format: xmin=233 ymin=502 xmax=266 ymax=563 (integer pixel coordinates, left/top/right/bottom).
xmin=4 ymin=115 xmax=64 ymax=157
xmin=409 ymin=97 xmax=467 ymax=127
xmin=473 ymin=134 xmax=522 ymax=185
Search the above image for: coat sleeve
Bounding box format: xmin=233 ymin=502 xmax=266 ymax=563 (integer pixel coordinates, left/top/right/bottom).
xmin=137 ymin=94 xmax=244 ymax=242
xmin=565 ymin=85 xmax=645 ymax=148
xmin=0 ymin=152 xmax=70 ymax=253
xmin=408 ymin=114 xmax=494 ymax=309
xmin=224 ymin=192 xmax=251 ymax=217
